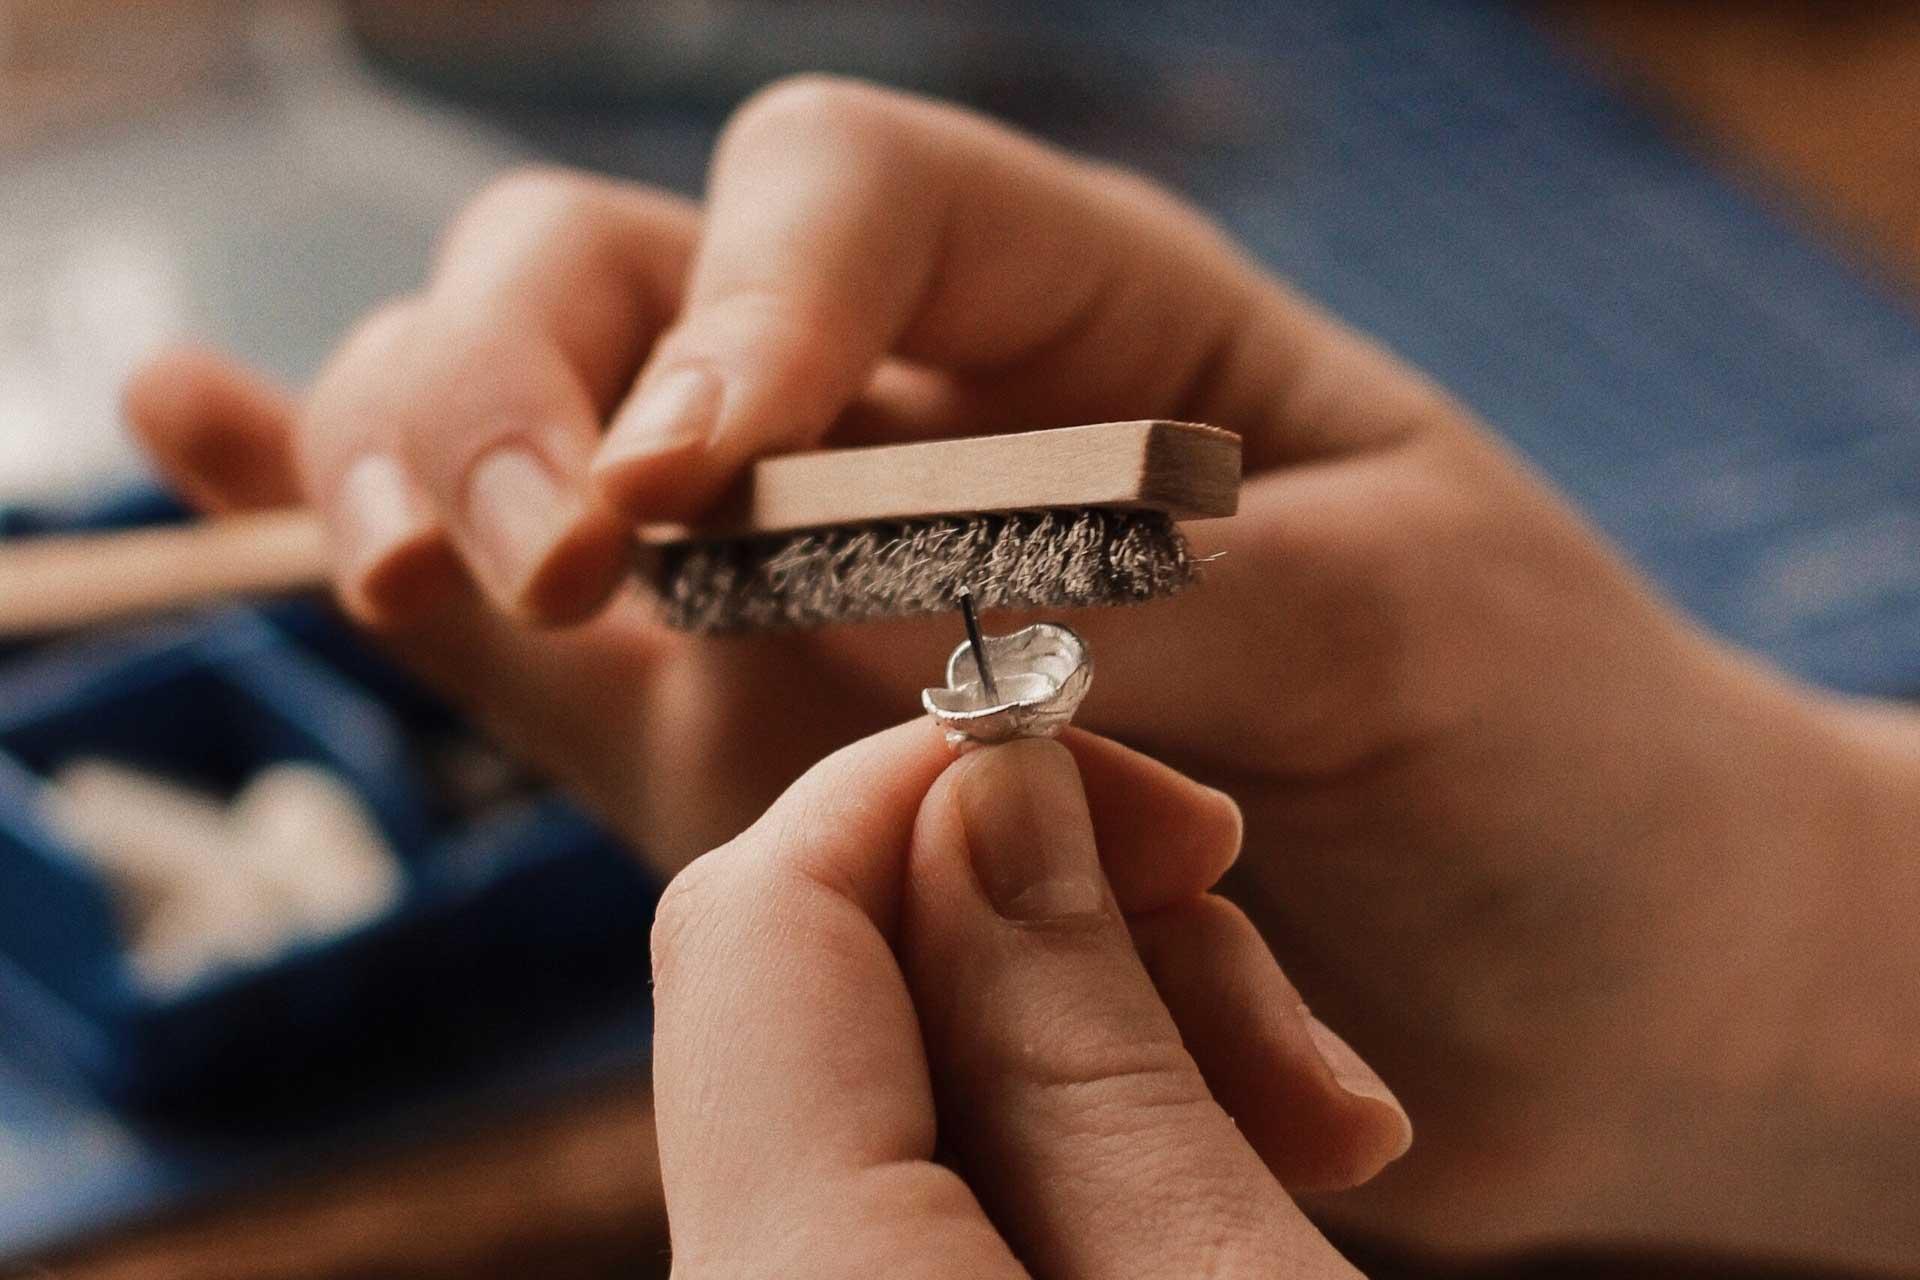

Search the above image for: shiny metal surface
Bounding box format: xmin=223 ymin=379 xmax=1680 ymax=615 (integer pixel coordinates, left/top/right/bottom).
xmin=921 ymin=620 xmax=1092 ymax=749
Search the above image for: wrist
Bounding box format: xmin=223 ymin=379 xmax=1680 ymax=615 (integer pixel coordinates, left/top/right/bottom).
xmin=1594 ymin=659 xmax=1920 ymax=1268
xmin=1806 ymin=689 xmax=1920 ymax=1095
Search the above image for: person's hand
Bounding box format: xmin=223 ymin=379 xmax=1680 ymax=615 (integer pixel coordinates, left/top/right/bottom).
xmin=651 ymin=721 xmax=1403 ymax=1277
xmin=128 ymin=77 xmax=1920 ymax=1266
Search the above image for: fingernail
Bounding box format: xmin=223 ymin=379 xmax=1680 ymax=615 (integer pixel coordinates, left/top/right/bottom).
xmin=332 ymin=454 xmax=432 ymax=579
xmin=598 ymin=366 xmax=720 ymax=469
xmin=461 ymin=445 xmax=581 ymax=600
xmin=957 ymin=739 xmax=1108 ymax=923
xmin=1302 ymin=1007 xmax=1414 ymax=1154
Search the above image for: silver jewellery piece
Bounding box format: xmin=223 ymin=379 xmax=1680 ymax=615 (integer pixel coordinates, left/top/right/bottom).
xmin=921 ymin=589 xmax=1092 ymax=750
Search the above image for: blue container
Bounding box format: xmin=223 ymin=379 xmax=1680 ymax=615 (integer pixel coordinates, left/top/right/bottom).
xmin=0 ymin=492 xmax=660 ymax=1109
xmin=0 ymin=614 xmax=428 ymax=1097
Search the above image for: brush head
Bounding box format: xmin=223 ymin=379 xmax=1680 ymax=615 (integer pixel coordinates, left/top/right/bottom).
xmin=652 ymin=507 xmax=1197 ymax=633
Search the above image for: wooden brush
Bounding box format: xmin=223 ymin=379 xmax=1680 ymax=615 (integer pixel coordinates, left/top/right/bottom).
xmin=0 ymin=421 xmax=1240 ymax=640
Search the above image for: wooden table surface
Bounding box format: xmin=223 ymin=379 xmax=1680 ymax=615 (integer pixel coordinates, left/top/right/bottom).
xmin=33 ymin=4 xmax=1920 ymax=1276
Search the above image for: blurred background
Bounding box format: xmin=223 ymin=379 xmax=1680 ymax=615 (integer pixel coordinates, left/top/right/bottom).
xmin=1 ymin=2 xmax=1917 ymax=1277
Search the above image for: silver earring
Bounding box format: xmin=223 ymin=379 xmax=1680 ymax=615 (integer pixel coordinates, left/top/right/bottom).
xmin=921 ymin=588 xmax=1092 ymax=751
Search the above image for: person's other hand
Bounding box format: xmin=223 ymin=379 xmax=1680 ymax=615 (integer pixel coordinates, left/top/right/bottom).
xmin=652 ymin=721 xmax=1404 ymax=1277
xmin=128 ymin=78 xmax=1920 ymax=1266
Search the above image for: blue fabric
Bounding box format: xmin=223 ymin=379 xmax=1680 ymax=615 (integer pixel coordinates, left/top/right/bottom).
xmin=1177 ymin=0 xmax=1920 ymax=695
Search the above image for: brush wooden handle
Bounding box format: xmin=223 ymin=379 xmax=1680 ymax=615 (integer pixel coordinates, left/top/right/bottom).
xmin=0 ymin=508 xmax=331 ymax=640
xmin=0 ymin=422 xmax=1241 ymax=638
xmin=648 ymin=420 xmax=1242 ymax=540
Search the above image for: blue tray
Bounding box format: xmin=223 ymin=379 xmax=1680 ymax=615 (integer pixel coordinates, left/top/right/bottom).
xmin=0 ymin=502 xmax=660 ymax=1113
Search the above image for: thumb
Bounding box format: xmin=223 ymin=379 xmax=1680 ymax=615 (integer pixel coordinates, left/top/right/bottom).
xmin=903 ymin=739 xmax=1363 ymax=1279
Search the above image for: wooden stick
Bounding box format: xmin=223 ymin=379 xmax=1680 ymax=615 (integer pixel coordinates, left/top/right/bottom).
xmin=0 ymin=508 xmax=330 ymax=639
xmin=0 ymin=422 xmax=1242 ymax=639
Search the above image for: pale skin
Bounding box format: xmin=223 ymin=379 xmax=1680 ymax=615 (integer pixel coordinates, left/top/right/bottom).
xmin=652 ymin=725 xmax=1391 ymax=1276
xmin=127 ymin=77 xmax=1920 ymax=1272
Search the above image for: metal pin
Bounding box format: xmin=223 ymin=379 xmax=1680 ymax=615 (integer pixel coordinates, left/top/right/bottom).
xmin=956 ymin=587 xmax=999 ymax=702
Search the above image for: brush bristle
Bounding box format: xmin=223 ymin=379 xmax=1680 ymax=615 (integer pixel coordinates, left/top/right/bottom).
xmin=652 ymin=508 xmax=1196 ymax=632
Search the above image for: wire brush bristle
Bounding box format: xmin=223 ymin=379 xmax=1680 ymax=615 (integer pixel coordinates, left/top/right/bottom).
xmin=652 ymin=508 xmax=1197 ymax=632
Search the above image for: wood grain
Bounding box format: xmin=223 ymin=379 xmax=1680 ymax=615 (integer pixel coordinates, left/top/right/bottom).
xmin=651 ymin=420 xmax=1243 ymax=539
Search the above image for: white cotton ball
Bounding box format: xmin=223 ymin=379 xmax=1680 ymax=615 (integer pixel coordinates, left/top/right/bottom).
xmin=42 ymin=757 xmax=404 ymax=995
xmin=226 ymin=762 xmax=403 ymax=938
xmin=44 ymin=758 xmax=309 ymax=994
xmin=44 ymin=758 xmax=252 ymax=927
xmin=126 ymin=864 xmax=291 ymax=997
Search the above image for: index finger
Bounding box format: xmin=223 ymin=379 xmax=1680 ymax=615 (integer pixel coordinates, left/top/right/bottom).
xmin=590 ymin=76 xmax=1440 ymax=523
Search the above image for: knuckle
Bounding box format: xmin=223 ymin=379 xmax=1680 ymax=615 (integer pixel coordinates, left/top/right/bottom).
xmin=750 ymin=1166 xmax=997 ymax=1280
xmin=648 ymin=850 xmax=737 ymax=993
xmin=1132 ymin=895 xmax=1247 ymax=988
xmin=996 ymin=1042 xmax=1281 ymax=1273
xmin=721 ymin=74 xmax=912 ymax=161
xmin=340 ymin=294 xmax=427 ymax=364
xmin=415 ymin=320 xmax=553 ymax=428
xmin=363 ymin=309 xmax=575 ymax=491
xmin=666 ymin=281 xmax=860 ymax=400
xmin=1077 ymin=159 xmax=1244 ymax=260
xmin=301 ymin=295 xmax=427 ymax=459
xmin=1177 ymin=1196 xmax=1285 ymax=1280
xmin=1015 ymin=1036 xmax=1216 ymax=1136
xmin=443 ymin=165 xmax=606 ymax=257
xmin=1317 ymin=513 xmax=1427 ymax=666
xmin=1261 ymin=478 xmax=1461 ymax=773
xmin=308 ymin=300 xmax=518 ymax=479
xmin=1079 ymin=159 xmax=1184 ymax=221
xmin=1294 ymin=454 xmax=1533 ymax=770
xmin=468 ymin=164 xmax=600 ymax=225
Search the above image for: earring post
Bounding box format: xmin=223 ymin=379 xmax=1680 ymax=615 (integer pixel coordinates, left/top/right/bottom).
xmin=957 ymin=587 xmax=1000 ymax=702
